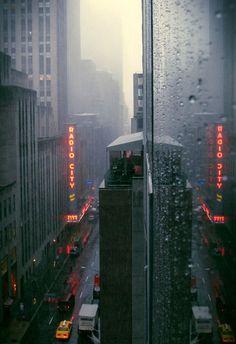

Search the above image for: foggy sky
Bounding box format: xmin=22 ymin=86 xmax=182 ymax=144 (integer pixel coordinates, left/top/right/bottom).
xmin=68 ymin=0 xmax=142 ymax=118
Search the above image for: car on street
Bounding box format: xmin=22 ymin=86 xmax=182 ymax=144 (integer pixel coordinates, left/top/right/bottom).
xmin=218 ymin=323 xmax=235 ymax=343
xmin=55 ymin=320 xmax=73 ymax=340
xmin=69 ymin=246 xmax=80 ymax=257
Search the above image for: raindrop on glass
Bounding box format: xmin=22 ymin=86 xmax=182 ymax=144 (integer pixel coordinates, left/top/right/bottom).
xmin=215 ymin=11 xmax=222 ymax=19
xmin=197 ymin=138 xmax=202 ymax=144
xmin=189 ymin=95 xmax=196 ymax=104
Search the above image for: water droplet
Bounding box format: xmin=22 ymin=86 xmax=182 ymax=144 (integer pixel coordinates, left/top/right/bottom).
xmin=215 ymin=11 xmax=222 ymax=19
xmin=189 ymin=95 xmax=197 ymax=104
xmin=179 ymin=101 xmax=184 ymax=107
xmin=197 ymin=138 xmax=202 ymax=144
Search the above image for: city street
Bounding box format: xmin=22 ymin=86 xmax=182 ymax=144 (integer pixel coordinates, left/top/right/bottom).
xmin=21 ymin=219 xmax=99 ymax=344
xmin=191 ymin=220 xmax=221 ymax=344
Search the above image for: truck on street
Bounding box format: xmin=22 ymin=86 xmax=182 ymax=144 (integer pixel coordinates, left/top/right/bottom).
xmin=192 ymin=306 xmax=212 ymax=343
xmin=78 ymin=303 xmax=99 ymax=336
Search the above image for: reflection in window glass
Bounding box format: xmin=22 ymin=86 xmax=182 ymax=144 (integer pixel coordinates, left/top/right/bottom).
xmin=143 ymin=1 xmax=236 ymax=343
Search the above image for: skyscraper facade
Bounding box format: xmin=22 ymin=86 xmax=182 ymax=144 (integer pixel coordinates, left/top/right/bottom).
xmin=99 ymin=132 xmax=144 ymax=344
xmin=0 ymin=0 xmax=68 ymax=134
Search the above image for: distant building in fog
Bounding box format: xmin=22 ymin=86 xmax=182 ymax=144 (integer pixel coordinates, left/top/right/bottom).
xmin=131 ymin=73 xmax=143 ymax=133
xmin=0 ymin=0 xmax=68 ymax=134
xmin=99 ymin=132 xmax=145 ymax=344
xmin=72 ymin=59 xmax=125 ymax=141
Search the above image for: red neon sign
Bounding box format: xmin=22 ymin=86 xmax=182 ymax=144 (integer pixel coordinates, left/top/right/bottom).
xmin=65 ymin=214 xmax=79 ymax=222
xmin=68 ymin=126 xmax=75 ymax=191
xmin=216 ymin=125 xmax=223 ymax=190
xmin=201 ymin=203 xmax=225 ymax=223
xmin=212 ymin=215 xmax=225 ymax=223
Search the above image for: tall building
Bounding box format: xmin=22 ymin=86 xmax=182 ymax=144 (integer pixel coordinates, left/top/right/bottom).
xmin=0 ymin=52 xmax=37 ymax=320
xmin=99 ymin=132 xmax=145 ymax=344
xmin=73 ymin=59 xmax=125 ymax=141
xmin=131 ymin=73 xmax=143 ymax=133
xmin=0 ymin=51 xmax=67 ymax=324
xmin=0 ymin=0 xmax=68 ymax=134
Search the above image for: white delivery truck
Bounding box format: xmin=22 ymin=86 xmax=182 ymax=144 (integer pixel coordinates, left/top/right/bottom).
xmin=78 ymin=303 xmax=98 ymax=335
xmin=192 ymin=306 xmax=212 ymax=342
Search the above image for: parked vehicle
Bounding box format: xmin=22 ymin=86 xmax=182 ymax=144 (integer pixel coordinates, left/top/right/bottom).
xmin=192 ymin=306 xmax=212 ymax=335
xmin=78 ymin=303 xmax=98 ymax=335
xmin=93 ymin=274 xmax=100 ymax=299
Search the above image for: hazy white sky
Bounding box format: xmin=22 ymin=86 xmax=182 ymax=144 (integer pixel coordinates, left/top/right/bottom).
xmin=80 ymin=0 xmax=142 ymax=117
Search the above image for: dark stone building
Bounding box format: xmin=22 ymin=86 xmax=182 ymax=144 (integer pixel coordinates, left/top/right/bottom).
xmin=99 ymin=132 xmax=145 ymax=344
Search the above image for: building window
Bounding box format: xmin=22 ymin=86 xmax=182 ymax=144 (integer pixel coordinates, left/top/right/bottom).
xmin=11 ymin=58 xmax=16 ymax=68
xmin=39 ymin=55 xmax=44 ymax=73
xmin=40 ymin=80 xmax=44 ymax=96
xmin=46 ymin=79 xmax=51 ymax=96
xmin=8 ymin=198 xmax=11 ymax=215
xmin=21 ymin=55 xmax=26 ymax=72
xmin=46 ymin=44 xmax=50 ymax=52
xmin=46 ymin=57 xmax=50 ymax=74
xmin=28 ymin=55 xmax=33 ymax=74
xmin=0 ymin=231 xmax=2 ymax=249
xmin=27 ymin=0 xmax=32 ymax=13
xmin=21 ymin=45 xmax=26 ymax=53
xmin=4 ymin=200 xmax=7 ymax=218
xmin=45 ymin=16 xmax=50 ymax=39
xmin=39 ymin=15 xmax=44 ymax=41
xmin=4 ymin=227 xmax=8 ymax=244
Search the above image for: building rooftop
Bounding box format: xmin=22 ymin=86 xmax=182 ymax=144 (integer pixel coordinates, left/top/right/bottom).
xmin=107 ymin=131 xmax=143 ymax=152
xmin=154 ymin=135 xmax=182 ymax=147
xmin=104 ymin=132 xmax=143 ymax=187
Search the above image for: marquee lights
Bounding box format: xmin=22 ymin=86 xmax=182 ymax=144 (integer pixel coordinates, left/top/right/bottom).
xmin=201 ymin=202 xmax=225 ymax=224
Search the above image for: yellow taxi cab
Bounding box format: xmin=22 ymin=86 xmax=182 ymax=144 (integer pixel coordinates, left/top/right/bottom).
xmin=218 ymin=323 xmax=235 ymax=343
xmin=55 ymin=320 xmax=72 ymax=340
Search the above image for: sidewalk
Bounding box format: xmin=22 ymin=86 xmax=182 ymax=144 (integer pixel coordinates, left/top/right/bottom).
xmin=0 ymin=254 xmax=69 ymax=344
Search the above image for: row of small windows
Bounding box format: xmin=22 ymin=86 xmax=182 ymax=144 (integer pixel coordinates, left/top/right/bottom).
xmin=0 ymin=223 xmax=16 ymax=249
xmin=2 ymin=7 xmax=50 ymax=43
xmin=0 ymin=195 xmax=15 ymax=222
xmin=39 ymin=56 xmax=51 ymax=74
xmin=40 ymin=79 xmax=51 ymax=96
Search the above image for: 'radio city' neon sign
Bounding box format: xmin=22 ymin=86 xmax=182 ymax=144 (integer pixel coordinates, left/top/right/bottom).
xmin=68 ymin=126 xmax=75 ymax=190
xmin=216 ymin=125 xmax=223 ymax=190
